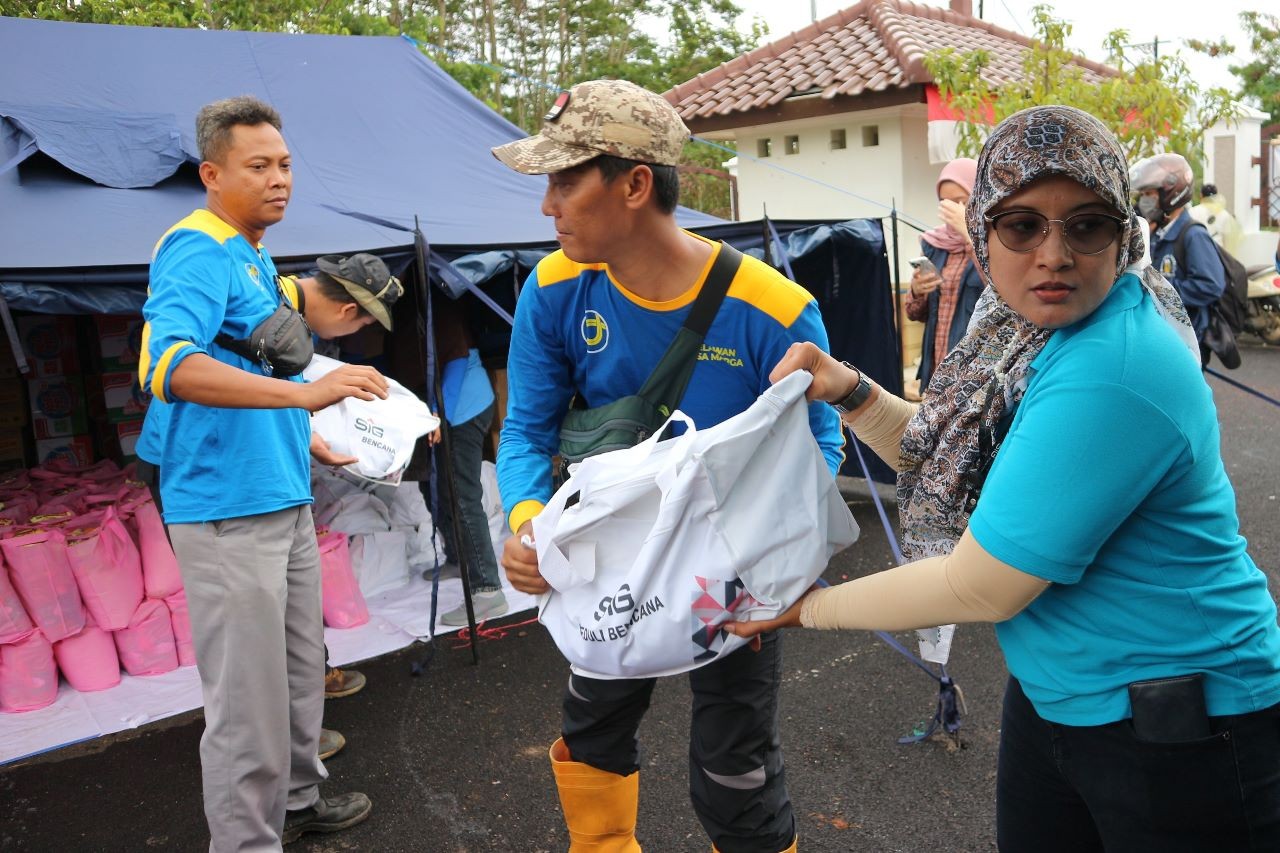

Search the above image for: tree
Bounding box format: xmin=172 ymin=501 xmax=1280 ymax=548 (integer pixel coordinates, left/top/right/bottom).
xmin=1200 ymin=11 xmax=1280 ymax=125
xmin=924 ymin=4 xmax=1239 ymax=166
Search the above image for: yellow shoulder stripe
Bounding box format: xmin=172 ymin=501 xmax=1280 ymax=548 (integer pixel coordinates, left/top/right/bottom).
xmin=279 ymin=275 xmax=301 ymax=310
xmin=726 ymin=256 xmax=816 ymax=328
xmin=536 ymin=251 xmax=604 ymax=288
xmin=152 ymin=209 xmax=240 ymax=255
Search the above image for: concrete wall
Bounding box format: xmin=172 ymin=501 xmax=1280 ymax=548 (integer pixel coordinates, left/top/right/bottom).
xmin=1203 ymin=107 xmax=1266 ymax=236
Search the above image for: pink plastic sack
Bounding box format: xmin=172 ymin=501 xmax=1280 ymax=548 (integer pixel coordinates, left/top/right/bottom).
xmin=65 ymin=507 xmax=144 ymax=631
xmin=0 ymin=500 xmax=35 ymax=525
xmin=0 ymin=471 xmax=30 ymax=491
xmin=0 ymin=631 xmax=59 ymax=713
xmin=0 ymin=528 xmax=85 ymax=642
xmin=0 ymin=556 xmax=35 ymax=644
xmin=36 ymin=491 xmax=87 ymax=518
xmin=119 ymin=491 xmax=183 ymax=599
xmin=53 ymin=617 xmax=121 ymax=692
xmin=113 ymin=599 xmax=178 ymax=676
xmin=165 ymin=592 xmax=196 ymax=667
xmin=318 ymin=530 xmax=369 ymax=628
xmin=45 ymin=458 xmax=117 ymax=477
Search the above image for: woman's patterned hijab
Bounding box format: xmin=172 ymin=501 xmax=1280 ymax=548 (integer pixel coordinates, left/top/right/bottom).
xmin=896 ymin=105 xmax=1194 ymax=561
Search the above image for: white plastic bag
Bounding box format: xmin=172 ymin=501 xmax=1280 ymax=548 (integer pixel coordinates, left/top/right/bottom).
xmin=533 ymin=371 xmax=858 ymax=680
xmin=303 ymin=354 xmax=439 ymax=482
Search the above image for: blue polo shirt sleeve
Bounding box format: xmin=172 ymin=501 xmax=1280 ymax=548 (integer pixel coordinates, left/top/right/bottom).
xmin=497 ymin=270 xmax=576 ymax=532
xmin=1174 ymin=225 xmax=1227 ymax=309
xmin=140 ymin=230 xmax=229 ymax=403
xmin=968 ymin=380 xmax=1189 ymax=583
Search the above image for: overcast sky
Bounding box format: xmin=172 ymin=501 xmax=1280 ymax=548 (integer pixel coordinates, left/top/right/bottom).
xmin=725 ymin=0 xmax=1259 ymax=98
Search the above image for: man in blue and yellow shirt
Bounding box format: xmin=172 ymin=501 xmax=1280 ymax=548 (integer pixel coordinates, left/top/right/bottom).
xmin=141 ymin=96 xmax=384 ymax=851
xmin=492 ymin=79 xmax=842 ymax=853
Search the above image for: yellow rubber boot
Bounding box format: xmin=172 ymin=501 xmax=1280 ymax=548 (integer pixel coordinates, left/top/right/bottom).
xmin=712 ymin=835 xmax=797 ymax=853
xmin=550 ymin=737 xmax=642 ymax=852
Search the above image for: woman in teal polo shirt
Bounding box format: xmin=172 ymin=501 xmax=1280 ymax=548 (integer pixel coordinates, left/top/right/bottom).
xmin=730 ymin=106 xmax=1280 ymax=851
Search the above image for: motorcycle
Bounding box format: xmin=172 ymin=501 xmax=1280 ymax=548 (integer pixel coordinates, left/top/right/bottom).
xmin=1243 ymin=263 xmax=1280 ymax=345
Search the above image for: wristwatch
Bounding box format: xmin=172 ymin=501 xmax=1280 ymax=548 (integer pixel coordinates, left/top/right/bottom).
xmin=830 ymin=362 xmax=873 ymax=414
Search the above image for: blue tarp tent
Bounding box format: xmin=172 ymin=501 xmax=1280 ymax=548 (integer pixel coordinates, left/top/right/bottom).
xmin=0 ymin=16 xmax=720 ymax=306
xmin=0 ymin=16 xmax=901 ymax=480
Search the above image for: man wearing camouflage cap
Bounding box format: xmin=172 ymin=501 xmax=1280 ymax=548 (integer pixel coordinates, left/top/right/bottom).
xmin=494 ymin=79 xmax=842 ymax=853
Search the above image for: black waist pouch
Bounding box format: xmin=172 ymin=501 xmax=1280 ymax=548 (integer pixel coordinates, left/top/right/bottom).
xmin=1128 ymin=673 xmax=1211 ymax=742
xmin=216 ymin=302 xmax=314 ymax=378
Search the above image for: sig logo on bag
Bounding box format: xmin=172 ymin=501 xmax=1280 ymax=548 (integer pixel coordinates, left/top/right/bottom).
xmin=580 ymin=582 xmax=667 ymax=643
xmin=354 ymin=417 xmax=384 ymax=438
xmin=355 ymin=417 xmax=394 ymax=453
xmin=593 ymin=583 xmax=635 ymax=621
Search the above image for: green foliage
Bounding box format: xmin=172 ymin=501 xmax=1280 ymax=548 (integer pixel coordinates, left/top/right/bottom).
xmin=924 ymin=4 xmax=1239 ymax=167
xmin=1228 ymin=12 xmax=1279 ymax=125
xmin=679 ymin=138 xmax=736 ymax=220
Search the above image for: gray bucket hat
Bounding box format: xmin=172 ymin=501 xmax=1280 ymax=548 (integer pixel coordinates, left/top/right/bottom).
xmin=492 ymin=79 xmax=689 ymax=175
xmin=315 ymin=253 xmax=403 ymax=331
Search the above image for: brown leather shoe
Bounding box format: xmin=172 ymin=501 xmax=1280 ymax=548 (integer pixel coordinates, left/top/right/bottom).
xmin=324 ymin=667 xmax=366 ymax=699
xmin=318 ymin=728 xmax=345 ymax=761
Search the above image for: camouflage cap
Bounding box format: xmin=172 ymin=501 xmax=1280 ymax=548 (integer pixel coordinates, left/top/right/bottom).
xmin=492 ymin=79 xmax=689 ymax=175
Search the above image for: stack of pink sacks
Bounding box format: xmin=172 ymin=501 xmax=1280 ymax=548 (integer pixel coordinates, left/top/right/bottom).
xmin=0 ymin=460 xmax=194 ymax=714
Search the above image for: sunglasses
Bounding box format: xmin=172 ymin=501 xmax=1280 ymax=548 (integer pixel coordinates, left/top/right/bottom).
xmin=985 ymin=210 xmax=1126 ymax=255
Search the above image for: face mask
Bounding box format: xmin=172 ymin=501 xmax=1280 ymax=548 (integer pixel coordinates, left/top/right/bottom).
xmin=1136 ymin=194 xmax=1162 ymax=223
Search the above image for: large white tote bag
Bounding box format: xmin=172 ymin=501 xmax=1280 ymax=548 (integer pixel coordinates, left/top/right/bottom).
xmin=533 ymin=370 xmax=859 ymax=680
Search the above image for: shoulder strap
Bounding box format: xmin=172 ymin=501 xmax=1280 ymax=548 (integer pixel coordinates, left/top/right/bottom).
xmin=636 ymin=241 xmax=743 ymax=409
xmin=681 ymin=242 xmax=742 ymax=337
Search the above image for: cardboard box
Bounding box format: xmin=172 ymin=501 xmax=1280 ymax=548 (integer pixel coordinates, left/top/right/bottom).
xmin=28 ymin=375 xmax=88 ymax=439
xmin=96 ymin=417 xmax=143 ymax=463
xmin=0 ymin=377 xmax=26 ymax=428
xmin=92 ymin=315 xmax=145 ymax=373
xmin=16 ymin=315 xmax=80 ymax=377
xmin=35 ymin=434 xmax=94 ymax=469
xmin=88 ymin=372 xmax=151 ymax=423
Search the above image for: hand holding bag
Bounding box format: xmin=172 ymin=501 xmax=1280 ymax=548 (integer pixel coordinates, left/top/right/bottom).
xmin=534 ymin=371 xmax=858 ymax=679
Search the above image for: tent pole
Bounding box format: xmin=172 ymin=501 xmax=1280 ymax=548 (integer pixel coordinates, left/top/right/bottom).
xmin=411 ymin=220 xmax=480 ymax=672
xmin=890 ymin=203 xmax=905 ymax=379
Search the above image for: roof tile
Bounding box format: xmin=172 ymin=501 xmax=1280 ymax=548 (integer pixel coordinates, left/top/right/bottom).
xmin=666 ymin=0 xmax=1115 ymax=125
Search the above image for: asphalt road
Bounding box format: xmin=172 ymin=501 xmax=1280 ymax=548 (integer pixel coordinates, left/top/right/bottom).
xmin=3 ymin=342 xmax=1277 ymax=853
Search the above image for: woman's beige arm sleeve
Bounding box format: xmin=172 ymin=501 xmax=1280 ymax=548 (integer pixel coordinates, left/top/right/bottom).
xmin=800 ymin=529 xmax=1049 ymax=631
xmin=843 ymin=390 xmax=918 ymax=471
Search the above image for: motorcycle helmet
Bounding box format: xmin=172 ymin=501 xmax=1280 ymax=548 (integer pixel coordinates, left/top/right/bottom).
xmin=1130 ymin=153 xmax=1194 ymax=223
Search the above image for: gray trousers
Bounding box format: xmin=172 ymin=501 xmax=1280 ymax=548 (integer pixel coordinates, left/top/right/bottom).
xmin=169 ymin=505 xmax=328 ymax=853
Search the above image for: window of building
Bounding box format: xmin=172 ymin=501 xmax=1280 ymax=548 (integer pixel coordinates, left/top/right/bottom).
xmin=862 ymin=125 xmax=880 ymax=147
xmin=830 ymin=128 xmax=847 ymax=150
xmin=785 ymin=135 xmax=800 ymax=155
xmin=757 ymin=138 xmax=772 ymax=158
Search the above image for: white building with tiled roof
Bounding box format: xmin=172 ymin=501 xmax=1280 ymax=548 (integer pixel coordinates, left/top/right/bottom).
xmin=665 ymin=0 xmax=1118 ymax=369
xmin=665 ymin=0 xmax=1113 ymax=226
